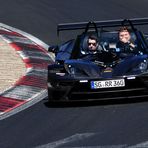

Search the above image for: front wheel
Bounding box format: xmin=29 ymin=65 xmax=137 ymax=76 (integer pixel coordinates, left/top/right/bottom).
xmin=48 ymin=89 xmax=69 ymax=102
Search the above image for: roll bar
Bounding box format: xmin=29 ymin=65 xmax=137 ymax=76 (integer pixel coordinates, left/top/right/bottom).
xmin=57 ymin=18 xmax=148 ymax=35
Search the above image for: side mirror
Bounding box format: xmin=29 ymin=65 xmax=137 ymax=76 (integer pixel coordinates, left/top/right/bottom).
xmin=48 ymin=45 xmax=59 ymax=53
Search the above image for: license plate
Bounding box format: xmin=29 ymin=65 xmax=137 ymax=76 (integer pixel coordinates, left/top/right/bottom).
xmin=91 ymin=79 xmax=125 ymax=89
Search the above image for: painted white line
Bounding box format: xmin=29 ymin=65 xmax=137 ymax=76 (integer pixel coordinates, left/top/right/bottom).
xmin=1 ymin=35 xmax=36 ymax=45
xmin=0 ymin=23 xmax=55 ymax=61
xmin=35 ymin=132 xmax=127 ymax=148
xmin=35 ymin=133 xmax=96 ymax=148
xmin=0 ymin=89 xmax=47 ymax=120
xmin=128 ymin=141 xmax=148 ymax=148
xmin=1 ymin=85 xmax=45 ymax=100
xmin=0 ymin=23 xmax=49 ymax=49
xmin=17 ymin=50 xmax=51 ymax=61
xmin=26 ymin=68 xmax=48 ymax=77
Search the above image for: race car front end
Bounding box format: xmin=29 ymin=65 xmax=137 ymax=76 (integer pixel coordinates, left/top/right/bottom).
xmin=47 ymin=18 xmax=148 ymax=102
xmin=68 ymin=75 xmax=148 ymax=101
xmin=48 ymin=61 xmax=148 ymax=101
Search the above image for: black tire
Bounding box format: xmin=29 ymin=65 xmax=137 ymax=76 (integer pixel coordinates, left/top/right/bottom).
xmin=48 ymin=89 xmax=68 ymax=101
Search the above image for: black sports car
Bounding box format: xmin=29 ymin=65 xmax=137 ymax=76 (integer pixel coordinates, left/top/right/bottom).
xmin=48 ymin=18 xmax=148 ymax=102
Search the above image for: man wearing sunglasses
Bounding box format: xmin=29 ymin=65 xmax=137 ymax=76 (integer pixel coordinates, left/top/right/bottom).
xmin=81 ymin=34 xmax=102 ymax=61
xmin=87 ymin=35 xmax=99 ymax=53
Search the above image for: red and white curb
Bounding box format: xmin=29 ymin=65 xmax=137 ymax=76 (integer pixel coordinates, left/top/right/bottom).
xmin=0 ymin=23 xmax=54 ymax=120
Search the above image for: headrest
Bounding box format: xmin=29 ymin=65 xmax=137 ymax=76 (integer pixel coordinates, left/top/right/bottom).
xmin=130 ymin=32 xmax=137 ymax=42
xmin=100 ymin=32 xmax=118 ymax=43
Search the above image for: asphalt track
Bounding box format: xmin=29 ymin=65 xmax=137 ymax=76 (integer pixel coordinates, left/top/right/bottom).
xmin=0 ymin=0 xmax=148 ymax=148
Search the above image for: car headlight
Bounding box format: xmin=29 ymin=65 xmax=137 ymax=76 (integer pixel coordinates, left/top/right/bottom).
xmin=64 ymin=63 xmax=75 ymax=74
xmin=133 ymin=60 xmax=148 ymax=73
xmin=139 ymin=60 xmax=147 ymax=71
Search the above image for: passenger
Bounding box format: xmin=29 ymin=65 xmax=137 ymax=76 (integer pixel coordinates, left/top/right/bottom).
xmin=117 ymin=26 xmax=137 ymax=52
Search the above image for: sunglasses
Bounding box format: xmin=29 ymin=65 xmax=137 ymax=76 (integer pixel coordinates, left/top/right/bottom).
xmin=88 ymin=42 xmax=97 ymax=46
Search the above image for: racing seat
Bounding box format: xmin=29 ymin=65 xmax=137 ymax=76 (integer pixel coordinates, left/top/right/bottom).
xmin=100 ymin=31 xmax=119 ymax=52
xmin=80 ymin=34 xmax=89 ymax=55
xmin=130 ymin=32 xmax=137 ymax=42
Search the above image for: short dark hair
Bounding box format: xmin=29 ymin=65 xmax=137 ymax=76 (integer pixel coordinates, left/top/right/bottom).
xmin=118 ymin=26 xmax=131 ymax=33
xmin=87 ymin=34 xmax=99 ymax=43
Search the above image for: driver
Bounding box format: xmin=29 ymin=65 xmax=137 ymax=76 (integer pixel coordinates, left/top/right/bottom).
xmin=81 ymin=34 xmax=120 ymax=68
xmin=82 ymin=35 xmax=119 ymax=63
xmin=87 ymin=35 xmax=99 ymax=54
xmin=81 ymin=34 xmax=103 ymax=61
